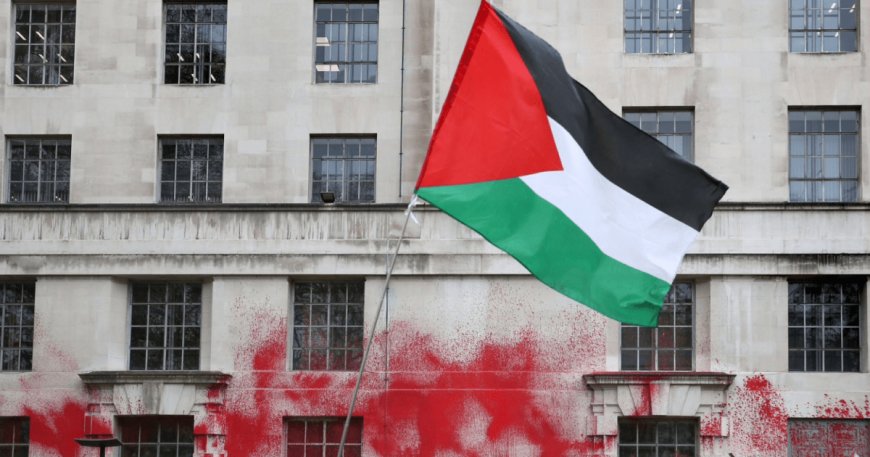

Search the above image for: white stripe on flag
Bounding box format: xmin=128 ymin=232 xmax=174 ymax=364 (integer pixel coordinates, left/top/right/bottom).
xmin=520 ymin=117 xmax=699 ymax=282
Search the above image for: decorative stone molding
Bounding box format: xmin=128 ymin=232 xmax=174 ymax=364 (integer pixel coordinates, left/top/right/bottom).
xmin=79 ymin=371 xmax=231 ymax=457
xmin=583 ymin=372 xmax=734 ymax=438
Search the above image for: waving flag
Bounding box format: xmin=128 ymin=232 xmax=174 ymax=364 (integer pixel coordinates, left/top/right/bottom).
xmin=414 ymin=1 xmax=727 ymax=326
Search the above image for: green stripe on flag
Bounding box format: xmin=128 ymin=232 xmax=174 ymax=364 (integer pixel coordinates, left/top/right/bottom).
xmin=418 ymin=178 xmax=670 ymax=326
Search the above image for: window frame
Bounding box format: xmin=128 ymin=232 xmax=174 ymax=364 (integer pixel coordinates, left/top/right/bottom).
xmin=162 ymin=1 xmax=228 ymax=85
xmin=285 ymin=417 xmax=363 ymax=457
xmin=788 ymin=0 xmax=860 ymax=53
xmin=12 ymin=1 xmax=76 ymax=86
xmin=788 ymin=419 xmax=870 ymax=456
xmin=620 ymin=281 xmax=695 ymax=372
xmin=309 ymin=135 xmax=376 ymax=204
xmin=623 ymin=108 xmax=695 ymax=162
xmin=290 ymin=280 xmax=365 ymax=372
xmin=5 ymin=135 xmax=72 ymax=205
xmin=618 ymin=418 xmax=698 ymax=456
xmin=624 ymin=0 xmax=694 ymax=54
xmin=157 ymin=135 xmax=224 ymax=204
xmin=127 ymin=281 xmax=203 ymax=371
xmin=312 ymin=1 xmax=379 ymax=84
xmin=0 ymin=417 xmax=30 ymax=455
xmin=117 ymin=415 xmax=195 ymax=457
xmin=0 ymin=282 xmax=36 ymax=373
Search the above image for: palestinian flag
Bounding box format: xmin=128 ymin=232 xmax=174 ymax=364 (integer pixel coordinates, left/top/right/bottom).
xmin=414 ymin=1 xmax=728 ymax=326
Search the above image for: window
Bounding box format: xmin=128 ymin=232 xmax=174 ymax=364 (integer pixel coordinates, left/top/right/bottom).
xmin=310 ymin=137 xmax=375 ymax=203
xmin=789 ymin=109 xmax=859 ymax=202
xmin=624 ymin=0 xmax=692 ymax=54
xmin=789 ymin=419 xmax=870 ymax=456
xmin=7 ymin=137 xmax=71 ymax=204
xmin=788 ymin=282 xmax=861 ymax=372
xmin=13 ymin=3 xmax=75 ymax=85
xmin=159 ymin=137 xmax=223 ymax=204
xmin=0 ymin=417 xmax=29 ymax=456
xmin=286 ymin=417 xmax=362 ymax=457
xmin=621 ymin=282 xmax=693 ymax=371
xmin=0 ymin=283 xmax=35 ymax=372
xmin=789 ymin=0 xmax=858 ymax=52
xmin=618 ymin=419 xmax=697 ymax=456
xmin=624 ymin=110 xmax=693 ymax=161
xmin=118 ymin=416 xmax=194 ymax=457
xmin=164 ymin=2 xmax=227 ymax=84
xmin=292 ymin=282 xmax=364 ymax=371
xmin=129 ymin=283 xmax=201 ymax=371
xmin=314 ymin=2 xmax=378 ymax=83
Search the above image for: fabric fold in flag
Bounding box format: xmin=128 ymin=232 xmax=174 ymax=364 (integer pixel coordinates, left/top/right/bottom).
xmin=414 ymin=0 xmax=728 ymax=326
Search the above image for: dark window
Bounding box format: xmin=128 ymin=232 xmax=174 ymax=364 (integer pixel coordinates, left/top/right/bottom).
xmin=292 ymin=282 xmax=364 ymax=371
xmin=159 ymin=137 xmax=223 ymax=204
xmin=619 ymin=419 xmax=697 ymax=456
xmin=622 ymin=282 xmax=693 ymax=371
xmin=286 ymin=417 xmax=362 ymax=457
xmin=788 ymin=282 xmax=861 ymax=372
xmin=789 ymin=109 xmax=860 ymax=202
xmin=311 ymin=137 xmax=376 ymax=203
xmin=624 ymin=110 xmax=694 ymax=161
xmin=164 ymin=2 xmax=227 ymax=84
xmin=118 ymin=416 xmax=194 ymax=457
xmin=129 ymin=283 xmax=201 ymax=371
xmin=0 ymin=283 xmax=35 ymax=372
xmin=13 ymin=3 xmax=75 ymax=85
xmin=7 ymin=137 xmax=71 ymax=204
xmin=0 ymin=417 xmax=29 ymax=456
xmin=314 ymin=2 xmax=378 ymax=83
xmin=789 ymin=0 xmax=859 ymax=52
xmin=624 ymin=0 xmax=692 ymax=54
xmin=789 ymin=419 xmax=870 ymax=456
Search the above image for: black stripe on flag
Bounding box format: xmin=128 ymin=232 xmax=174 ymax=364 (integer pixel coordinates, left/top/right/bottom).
xmin=493 ymin=8 xmax=727 ymax=232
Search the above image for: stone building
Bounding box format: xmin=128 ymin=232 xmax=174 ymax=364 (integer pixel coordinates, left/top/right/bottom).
xmin=0 ymin=0 xmax=868 ymax=456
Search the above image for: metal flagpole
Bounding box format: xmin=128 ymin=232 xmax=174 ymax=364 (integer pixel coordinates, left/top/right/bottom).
xmin=337 ymin=197 xmax=417 ymax=457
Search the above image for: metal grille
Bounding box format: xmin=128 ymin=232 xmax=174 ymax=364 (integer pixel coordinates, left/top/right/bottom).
xmin=618 ymin=419 xmax=697 ymax=457
xmin=314 ymin=2 xmax=378 ymax=83
xmin=624 ymin=110 xmax=694 ymax=161
xmin=789 ymin=109 xmax=860 ymax=202
xmin=621 ymin=283 xmax=693 ymax=371
xmin=0 ymin=283 xmax=35 ymax=372
xmin=7 ymin=137 xmax=71 ymax=204
xmin=164 ymin=2 xmax=227 ymax=84
xmin=13 ymin=3 xmax=75 ymax=85
xmin=0 ymin=417 xmax=29 ymax=455
xmin=788 ymin=282 xmax=861 ymax=372
xmin=292 ymin=282 xmax=364 ymax=371
xmin=118 ymin=416 xmax=194 ymax=457
xmin=159 ymin=137 xmax=223 ymax=203
xmin=789 ymin=419 xmax=870 ymax=456
xmin=789 ymin=0 xmax=859 ymax=52
xmin=311 ymin=137 xmax=376 ymax=203
xmin=286 ymin=418 xmax=362 ymax=457
xmin=624 ymin=0 xmax=692 ymax=54
xmin=129 ymin=283 xmax=201 ymax=371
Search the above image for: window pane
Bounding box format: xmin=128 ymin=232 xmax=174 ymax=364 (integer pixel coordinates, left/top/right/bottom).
xmin=315 ymin=2 xmax=378 ymax=83
xmin=621 ymin=282 xmax=693 ymax=371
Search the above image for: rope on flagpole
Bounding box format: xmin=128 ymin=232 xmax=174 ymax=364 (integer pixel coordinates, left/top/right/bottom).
xmin=337 ymin=196 xmax=418 ymax=457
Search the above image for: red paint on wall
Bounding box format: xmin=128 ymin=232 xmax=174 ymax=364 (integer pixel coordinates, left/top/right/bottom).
xmin=730 ymin=374 xmax=789 ymax=455
xmin=815 ymin=394 xmax=870 ymax=419
xmin=24 ymin=400 xmax=86 ymax=457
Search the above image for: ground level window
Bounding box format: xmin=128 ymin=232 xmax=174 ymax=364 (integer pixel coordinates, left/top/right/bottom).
xmin=118 ymin=416 xmax=194 ymax=457
xmin=789 ymin=419 xmax=870 ymax=456
xmin=286 ymin=417 xmax=362 ymax=457
xmin=0 ymin=417 xmax=29 ymax=456
xmin=618 ymin=419 xmax=697 ymax=457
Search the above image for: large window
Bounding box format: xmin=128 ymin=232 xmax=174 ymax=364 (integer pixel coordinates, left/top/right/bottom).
xmin=622 ymin=282 xmax=693 ymax=371
xmin=292 ymin=282 xmax=364 ymax=371
xmin=0 ymin=283 xmax=35 ymax=372
xmin=624 ymin=0 xmax=692 ymax=54
xmin=618 ymin=419 xmax=697 ymax=456
xmin=7 ymin=137 xmax=71 ymax=204
xmin=310 ymin=137 xmax=376 ymax=203
xmin=789 ymin=109 xmax=860 ymax=202
xmin=788 ymin=282 xmax=861 ymax=372
xmin=13 ymin=3 xmax=75 ymax=85
xmin=314 ymin=2 xmax=378 ymax=83
xmin=286 ymin=417 xmax=363 ymax=457
xmin=624 ymin=110 xmax=694 ymax=161
xmin=789 ymin=419 xmax=869 ymax=456
xmin=164 ymin=2 xmax=227 ymax=84
xmin=129 ymin=283 xmax=201 ymax=371
xmin=118 ymin=416 xmax=194 ymax=457
xmin=159 ymin=137 xmax=223 ymax=204
xmin=789 ymin=0 xmax=859 ymax=52
xmin=0 ymin=417 xmax=29 ymax=456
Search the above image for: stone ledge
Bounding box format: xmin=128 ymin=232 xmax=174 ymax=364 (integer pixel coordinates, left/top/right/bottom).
xmin=79 ymin=370 xmax=230 ymax=385
xmin=584 ymin=371 xmax=735 ymax=387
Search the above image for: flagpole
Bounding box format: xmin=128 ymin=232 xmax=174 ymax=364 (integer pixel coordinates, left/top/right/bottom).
xmin=337 ymin=198 xmax=416 ymax=457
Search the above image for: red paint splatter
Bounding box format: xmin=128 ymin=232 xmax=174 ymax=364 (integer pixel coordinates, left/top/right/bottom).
xmin=815 ymin=394 xmax=870 ymax=419
xmin=24 ymin=400 xmax=86 ymax=457
xmin=700 ymin=415 xmax=722 ymax=436
xmin=730 ymin=374 xmax=789 ymax=455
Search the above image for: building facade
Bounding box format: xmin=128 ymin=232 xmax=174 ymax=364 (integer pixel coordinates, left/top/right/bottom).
xmin=0 ymin=0 xmax=868 ymax=456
